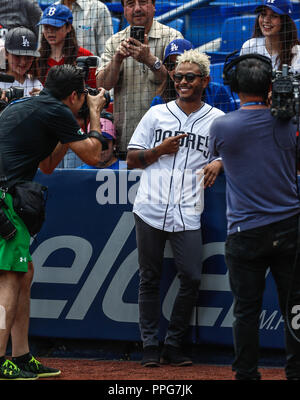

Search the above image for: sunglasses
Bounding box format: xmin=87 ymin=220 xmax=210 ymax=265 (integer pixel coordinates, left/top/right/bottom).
xmin=165 ymin=61 xmax=176 ymax=71
xmin=173 ymin=73 xmax=203 ymax=83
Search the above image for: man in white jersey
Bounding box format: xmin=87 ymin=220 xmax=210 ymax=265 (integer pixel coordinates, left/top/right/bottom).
xmin=127 ymin=49 xmax=224 ymax=367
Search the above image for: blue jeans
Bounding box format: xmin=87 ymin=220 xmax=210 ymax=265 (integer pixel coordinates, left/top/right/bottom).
xmin=225 ymin=214 xmax=300 ymax=380
xmin=134 ymin=214 xmax=203 ymax=348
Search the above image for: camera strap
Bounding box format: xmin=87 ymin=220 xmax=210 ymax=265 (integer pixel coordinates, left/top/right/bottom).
xmin=0 ymin=153 xmax=9 ymax=196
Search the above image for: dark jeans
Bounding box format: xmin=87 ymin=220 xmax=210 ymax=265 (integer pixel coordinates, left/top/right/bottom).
xmin=225 ymin=214 xmax=300 ymax=380
xmin=134 ymin=214 xmax=203 ymax=348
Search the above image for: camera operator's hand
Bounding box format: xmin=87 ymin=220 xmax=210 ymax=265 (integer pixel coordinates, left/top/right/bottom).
xmin=87 ymin=87 xmax=107 ymax=114
xmin=87 ymin=87 xmax=107 ymax=132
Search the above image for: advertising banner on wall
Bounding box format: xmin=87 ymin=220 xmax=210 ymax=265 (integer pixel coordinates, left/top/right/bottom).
xmin=29 ymin=169 xmax=285 ymax=349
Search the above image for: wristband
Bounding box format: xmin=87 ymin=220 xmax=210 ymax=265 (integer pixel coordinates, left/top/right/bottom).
xmin=88 ymin=130 xmax=108 ymax=150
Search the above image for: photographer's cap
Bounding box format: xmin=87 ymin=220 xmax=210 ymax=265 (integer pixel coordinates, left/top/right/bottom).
xmin=163 ymin=39 xmax=194 ymax=63
xmin=101 ymin=118 xmax=116 ymax=140
xmin=255 ymin=0 xmax=293 ymax=16
xmin=5 ymin=27 xmax=40 ymax=57
xmin=38 ymin=4 xmax=73 ymax=27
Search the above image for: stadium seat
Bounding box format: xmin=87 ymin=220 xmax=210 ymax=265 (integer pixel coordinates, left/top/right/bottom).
xmin=165 ymin=18 xmax=185 ymax=35
xmin=112 ymin=17 xmax=121 ymax=34
xmin=206 ymin=15 xmax=256 ymax=63
xmin=209 ymin=62 xmax=240 ymax=109
xmin=205 ymin=81 xmax=238 ymax=113
xmin=210 ymin=62 xmax=225 ymax=84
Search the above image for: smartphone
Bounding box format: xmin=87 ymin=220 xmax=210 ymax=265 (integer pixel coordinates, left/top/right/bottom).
xmin=130 ymin=26 xmax=145 ymax=44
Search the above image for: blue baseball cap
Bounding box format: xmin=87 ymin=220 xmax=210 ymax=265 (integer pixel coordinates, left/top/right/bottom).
xmin=38 ymin=4 xmax=73 ymax=27
xmin=163 ymin=39 xmax=194 ymax=63
xmin=255 ymin=0 xmax=293 ymax=16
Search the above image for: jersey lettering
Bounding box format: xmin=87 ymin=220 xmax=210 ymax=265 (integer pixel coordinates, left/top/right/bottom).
xmin=153 ymin=129 xmax=210 ymax=158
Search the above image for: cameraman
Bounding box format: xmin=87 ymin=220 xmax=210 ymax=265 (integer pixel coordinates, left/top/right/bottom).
xmin=209 ymin=55 xmax=300 ymax=380
xmin=0 ymin=64 xmax=107 ymax=380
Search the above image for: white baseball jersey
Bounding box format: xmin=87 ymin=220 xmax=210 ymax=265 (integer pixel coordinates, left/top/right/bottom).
xmin=128 ymin=100 xmax=224 ymax=232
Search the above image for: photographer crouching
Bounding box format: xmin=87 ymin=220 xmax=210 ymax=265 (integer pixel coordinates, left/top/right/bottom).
xmin=209 ymin=54 xmax=300 ymax=380
xmin=0 ymin=64 xmax=109 ymax=380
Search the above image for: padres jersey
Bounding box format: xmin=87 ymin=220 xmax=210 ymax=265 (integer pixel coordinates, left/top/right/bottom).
xmin=128 ymin=100 xmax=224 ymax=232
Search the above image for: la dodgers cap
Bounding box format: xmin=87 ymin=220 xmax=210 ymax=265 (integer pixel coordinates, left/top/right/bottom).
xmin=255 ymin=0 xmax=293 ymax=16
xmin=38 ymin=4 xmax=73 ymax=27
xmin=163 ymin=39 xmax=194 ymax=63
xmin=5 ymin=26 xmax=40 ymax=57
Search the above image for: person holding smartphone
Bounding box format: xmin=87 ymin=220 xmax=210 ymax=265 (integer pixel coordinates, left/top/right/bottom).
xmin=96 ymin=0 xmax=183 ymax=160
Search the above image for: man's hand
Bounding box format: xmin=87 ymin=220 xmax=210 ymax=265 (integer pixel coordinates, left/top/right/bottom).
xmin=114 ymin=39 xmax=131 ymax=63
xmin=124 ymin=34 xmax=154 ymax=66
xmin=29 ymin=88 xmax=41 ymax=96
xmin=87 ymin=87 xmax=107 ymax=114
xmin=158 ymin=134 xmax=188 ymax=155
xmin=127 ymin=134 xmax=188 ymax=169
xmin=203 ymin=159 xmax=223 ymax=188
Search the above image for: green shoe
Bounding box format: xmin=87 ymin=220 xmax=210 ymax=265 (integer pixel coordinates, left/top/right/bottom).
xmin=12 ymin=354 xmax=61 ymax=378
xmin=0 ymin=359 xmax=38 ymax=380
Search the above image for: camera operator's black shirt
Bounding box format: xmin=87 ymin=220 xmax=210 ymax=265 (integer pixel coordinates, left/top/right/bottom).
xmin=0 ymin=89 xmax=88 ymax=183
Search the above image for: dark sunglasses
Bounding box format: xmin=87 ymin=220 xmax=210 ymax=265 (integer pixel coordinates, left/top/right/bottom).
xmin=173 ymin=73 xmax=203 ymax=83
xmin=165 ymin=61 xmax=176 ymax=71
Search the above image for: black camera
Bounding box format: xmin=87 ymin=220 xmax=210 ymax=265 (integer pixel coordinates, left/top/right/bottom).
xmin=0 ymin=86 xmax=24 ymax=102
xmin=271 ymin=65 xmax=300 ymax=120
xmin=0 ymin=199 xmax=16 ymax=240
xmin=76 ymin=56 xmax=110 ymax=120
xmin=0 ymin=72 xmax=24 ymax=111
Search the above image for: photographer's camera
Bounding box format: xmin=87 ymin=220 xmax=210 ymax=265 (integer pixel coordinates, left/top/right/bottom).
xmin=76 ymin=56 xmax=110 ymax=120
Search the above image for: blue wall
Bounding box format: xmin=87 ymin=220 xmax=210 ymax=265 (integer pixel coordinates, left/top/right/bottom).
xmin=29 ymin=169 xmax=285 ymax=349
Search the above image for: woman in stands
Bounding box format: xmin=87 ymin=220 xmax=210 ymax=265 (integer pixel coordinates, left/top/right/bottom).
xmin=240 ymin=0 xmax=300 ymax=71
xmin=1 ymin=26 xmax=42 ymax=97
xmin=38 ymin=3 xmax=97 ymax=87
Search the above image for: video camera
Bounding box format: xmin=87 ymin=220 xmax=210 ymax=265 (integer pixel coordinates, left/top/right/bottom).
xmin=271 ymin=65 xmax=300 ymax=120
xmin=0 ymin=72 xmax=24 ymax=112
xmin=76 ymin=56 xmax=110 ymax=120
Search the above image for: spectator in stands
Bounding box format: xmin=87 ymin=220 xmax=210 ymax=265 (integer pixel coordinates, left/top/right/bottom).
xmin=38 ymin=4 xmax=97 ymax=87
xmin=240 ymin=0 xmax=300 ymax=72
xmin=0 ymin=0 xmax=42 ymax=69
xmin=96 ymin=0 xmax=183 ymax=159
xmin=151 ymin=38 xmax=236 ymax=113
xmin=0 ymin=27 xmax=42 ymax=97
xmin=77 ymin=114 xmax=127 ymax=169
xmin=54 ymin=0 xmax=113 ymax=57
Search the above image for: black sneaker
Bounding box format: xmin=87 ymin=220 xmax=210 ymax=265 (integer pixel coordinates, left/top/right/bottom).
xmin=160 ymin=345 xmax=192 ymax=366
xmin=0 ymin=359 xmax=38 ymax=380
xmin=141 ymin=346 xmax=160 ymax=367
xmin=12 ymin=354 xmax=61 ymax=378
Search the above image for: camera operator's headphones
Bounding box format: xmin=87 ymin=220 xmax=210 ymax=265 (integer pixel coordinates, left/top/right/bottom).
xmin=223 ymin=51 xmax=272 ymax=93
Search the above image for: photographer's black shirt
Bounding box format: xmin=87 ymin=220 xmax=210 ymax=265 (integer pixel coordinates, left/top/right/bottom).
xmin=0 ymin=89 xmax=88 ymax=183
